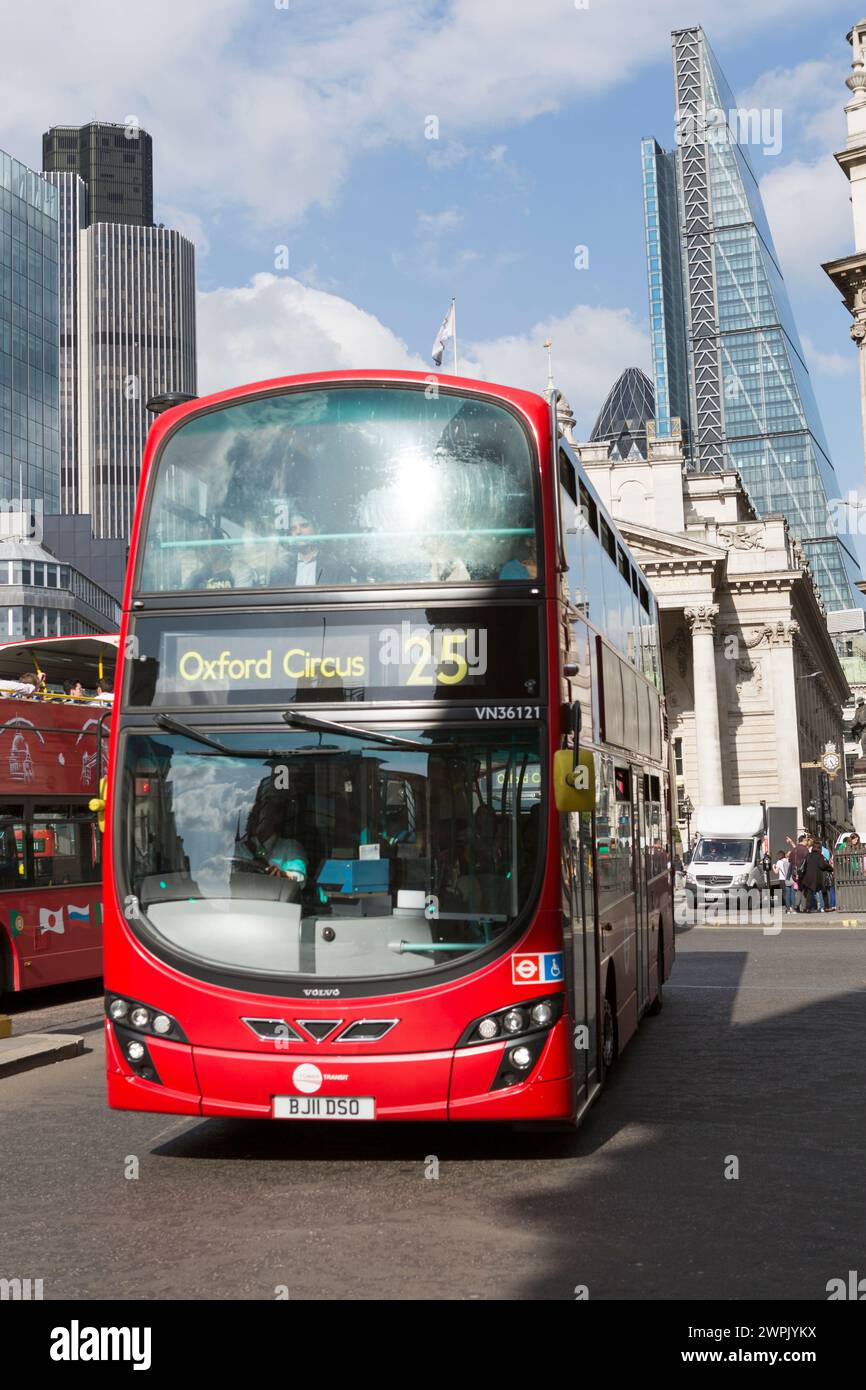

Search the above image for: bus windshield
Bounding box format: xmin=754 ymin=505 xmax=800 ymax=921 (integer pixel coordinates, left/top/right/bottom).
xmin=121 ymin=727 xmax=543 ymax=980
xmin=138 ymin=386 xmax=539 ymax=592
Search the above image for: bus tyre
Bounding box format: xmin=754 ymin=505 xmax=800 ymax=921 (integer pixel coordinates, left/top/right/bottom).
xmin=647 ymin=935 xmax=664 ymax=1016
xmin=601 ymin=992 xmax=617 ymax=1076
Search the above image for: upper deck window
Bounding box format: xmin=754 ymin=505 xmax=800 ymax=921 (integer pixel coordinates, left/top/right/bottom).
xmin=138 ymin=386 xmax=539 ymax=594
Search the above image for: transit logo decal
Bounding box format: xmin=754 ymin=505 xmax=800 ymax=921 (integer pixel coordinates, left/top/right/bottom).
xmin=511 ymin=952 xmax=563 ymax=985
xmin=292 ymin=1063 xmax=323 ymax=1094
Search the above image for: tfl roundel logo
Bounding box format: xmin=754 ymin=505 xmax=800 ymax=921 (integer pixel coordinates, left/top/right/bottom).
xmin=292 ymin=1063 xmax=323 ymax=1094
xmin=511 ymin=952 xmax=563 ymax=985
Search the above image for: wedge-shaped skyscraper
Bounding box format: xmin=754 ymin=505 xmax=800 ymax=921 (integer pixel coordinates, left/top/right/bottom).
xmin=642 ymin=26 xmax=861 ymax=609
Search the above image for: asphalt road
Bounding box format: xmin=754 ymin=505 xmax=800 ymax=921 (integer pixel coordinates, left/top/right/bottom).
xmin=2 ymin=921 xmax=865 ymax=1301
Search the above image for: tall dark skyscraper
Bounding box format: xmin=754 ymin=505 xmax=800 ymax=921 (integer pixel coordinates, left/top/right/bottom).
xmin=42 ymin=121 xmax=153 ymax=227
xmin=642 ymin=26 xmax=862 ymax=611
xmin=42 ymin=122 xmax=195 ymax=541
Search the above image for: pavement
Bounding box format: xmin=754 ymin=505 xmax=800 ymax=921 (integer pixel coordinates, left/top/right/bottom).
xmin=0 ymin=1031 xmax=85 ymax=1078
xmin=1 ymin=924 xmax=865 ymax=1300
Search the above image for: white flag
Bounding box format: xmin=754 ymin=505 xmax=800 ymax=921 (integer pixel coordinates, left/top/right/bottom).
xmin=39 ymin=907 xmax=65 ymax=935
xmin=431 ymin=301 xmax=455 ymax=366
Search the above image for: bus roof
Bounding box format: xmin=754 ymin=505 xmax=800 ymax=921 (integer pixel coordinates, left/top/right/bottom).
xmin=0 ymin=634 xmax=119 ymax=685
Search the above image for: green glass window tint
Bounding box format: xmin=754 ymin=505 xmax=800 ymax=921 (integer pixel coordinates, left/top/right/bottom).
xmin=139 ymin=386 xmax=539 ymax=593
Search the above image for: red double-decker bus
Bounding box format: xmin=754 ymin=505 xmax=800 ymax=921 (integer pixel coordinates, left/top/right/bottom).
xmin=104 ymin=371 xmax=673 ymax=1125
xmin=0 ymin=635 xmax=116 ymax=994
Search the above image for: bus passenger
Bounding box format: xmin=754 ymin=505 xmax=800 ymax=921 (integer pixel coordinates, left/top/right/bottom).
xmin=427 ymin=536 xmax=470 ymax=582
xmin=270 ymin=512 xmax=352 ymax=587
xmin=499 ymin=535 xmax=538 ymax=580
xmin=186 ymin=541 xmax=258 ymax=591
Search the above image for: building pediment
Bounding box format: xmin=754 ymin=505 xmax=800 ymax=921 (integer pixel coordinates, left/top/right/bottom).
xmin=617 ymin=520 xmax=726 ymax=564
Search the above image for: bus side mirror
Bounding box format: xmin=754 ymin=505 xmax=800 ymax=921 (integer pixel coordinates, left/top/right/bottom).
xmin=89 ymin=776 xmax=107 ymax=834
xmin=554 ymin=749 xmax=595 ymax=813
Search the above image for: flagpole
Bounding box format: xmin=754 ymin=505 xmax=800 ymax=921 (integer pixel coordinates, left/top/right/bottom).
xmin=452 ymin=298 xmax=458 ymax=375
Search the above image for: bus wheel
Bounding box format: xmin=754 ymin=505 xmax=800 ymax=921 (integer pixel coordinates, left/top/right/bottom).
xmin=647 ymin=934 xmax=664 ymax=1016
xmin=601 ymin=991 xmax=617 ymax=1075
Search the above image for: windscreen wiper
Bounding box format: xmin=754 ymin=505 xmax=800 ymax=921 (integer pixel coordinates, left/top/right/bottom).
xmin=282 ymin=709 xmax=459 ymax=753
xmin=152 ymin=713 xmax=328 ymax=759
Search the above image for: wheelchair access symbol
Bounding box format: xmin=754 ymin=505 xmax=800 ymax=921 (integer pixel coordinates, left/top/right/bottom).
xmin=511 ymin=952 xmax=563 ymax=985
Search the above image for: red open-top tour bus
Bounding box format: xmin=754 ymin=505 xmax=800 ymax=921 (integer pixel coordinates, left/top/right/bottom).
xmin=0 ymin=634 xmax=117 ymax=994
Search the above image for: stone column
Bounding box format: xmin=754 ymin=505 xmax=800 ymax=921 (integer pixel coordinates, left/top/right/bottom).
xmin=767 ymin=620 xmax=804 ymax=826
xmin=685 ymin=604 xmax=724 ymax=807
xmin=851 ymin=756 xmax=866 ymax=838
xmin=850 ymin=299 xmax=866 ymax=483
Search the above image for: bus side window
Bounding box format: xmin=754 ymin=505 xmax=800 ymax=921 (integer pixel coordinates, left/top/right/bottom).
xmin=32 ymin=811 xmax=91 ymax=886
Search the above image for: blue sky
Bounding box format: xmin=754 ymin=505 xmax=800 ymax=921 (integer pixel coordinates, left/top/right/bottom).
xmin=5 ymin=0 xmax=866 ymax=543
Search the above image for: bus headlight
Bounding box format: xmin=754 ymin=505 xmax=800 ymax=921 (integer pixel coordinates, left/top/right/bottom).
xmin=458 ymin=996 xmax=564 ymax=1047
xmin=491 ymin=1034 xmax=547 ymax=1091
xmin=105 ymin=993 xmax=186 ymax=1043
xmin=112 ymin=1022 xmax=162 ymax=1085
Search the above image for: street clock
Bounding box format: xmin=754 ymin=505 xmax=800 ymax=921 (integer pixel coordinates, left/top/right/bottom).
xmin=820 ymin=750 xmax=842 ymax=777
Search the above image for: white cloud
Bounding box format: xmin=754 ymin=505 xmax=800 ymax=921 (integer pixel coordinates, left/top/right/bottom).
xmin=1 ymin=0 xmax=840 ymax=229
xmin=464 ymin=304 xmax=651 ymax=434
xmin=417 ymin=209 xmax=463 ymax=236
xmin=196 ymin=274 xmax=649 ymax=437
xmin=737 ymin=56 xmax=847 ymax=158
xmin=801 ymin=333 xmax=855 ymax=378
xmin=196 ymin=273 xmax=425 ymax=395
xmin=759 ymin=157 xmax=852 ymax=290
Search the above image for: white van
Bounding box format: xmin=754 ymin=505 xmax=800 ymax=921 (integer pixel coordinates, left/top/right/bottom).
xmin=685 ymin=805 xmax=766 ymax=906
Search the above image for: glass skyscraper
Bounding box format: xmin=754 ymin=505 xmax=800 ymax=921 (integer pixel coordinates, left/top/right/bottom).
xmin=0 ymin=150 xmax=60 ymax=512
xmin=642 ymin=26 xmax=861 ymax=610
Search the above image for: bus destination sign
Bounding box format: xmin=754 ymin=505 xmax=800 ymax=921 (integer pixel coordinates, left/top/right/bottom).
xmin=126 ymin=607 xmax=541 ymax=708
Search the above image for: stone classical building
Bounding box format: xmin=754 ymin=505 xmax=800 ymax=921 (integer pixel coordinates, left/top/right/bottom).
xmin=575 ymin=370 xmax=850 ymax=837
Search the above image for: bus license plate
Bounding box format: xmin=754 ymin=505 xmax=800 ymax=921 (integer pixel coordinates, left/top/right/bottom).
xmin=273 ymin=1095 xmax=376 ymax=1120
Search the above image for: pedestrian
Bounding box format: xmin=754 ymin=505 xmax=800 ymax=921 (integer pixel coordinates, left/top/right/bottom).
xmin=774 ymin=847 xmax=793 ymax=913
xmin=787 ymin=834 xmax=810 ymax=912
xmin=798 ymin=840 xmax=826 ymax=913
xmin=820 ymin=841 xmax=835 ymax=911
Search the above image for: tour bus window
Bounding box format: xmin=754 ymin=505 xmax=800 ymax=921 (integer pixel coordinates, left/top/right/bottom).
xmin=32 ymin=807 xmax=100 ymax=886
xmin=0 ymin=811 xmax=27 ymax=890
xmin=138 ymin=387 xmax=540 ymax=593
